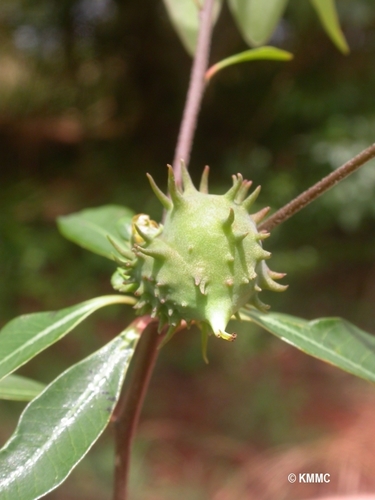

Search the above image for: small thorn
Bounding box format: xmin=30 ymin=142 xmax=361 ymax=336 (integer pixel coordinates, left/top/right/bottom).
xmin=255 ymin=285 xmax=262 ymax=292
xmin=180 ymin=160 xmax=197 ymax=192
xmin=215 ymin=330 xmax=237 ymax=342
xmin=199 ymin=165 xmax=210 ymax=193
xmin=259 ymin=249 xmax=272 ymax=260
xmin=251 ymin=206 xmax=270 ymax=224
xmin=249 ymin=270 xmax=257 ymax=280
xmin=226 ymin=255 xmax=235 ymax=263
xmin=188 ymin=245 xmax=194 ymax=253
xmin=268 ymin=270 xmax=287 ymax=280
xmin=258 ymin=263 xmax=288 ymax=292
xmin=225 ymin=278 xmax=234 ymax=287
xmin=241 ymin=277 xmax=249 ymax=284
xmin=194 ymin=276 xmax=201 ymax=286
xmin=242 ymin=185 xmax=261 ymax=211
xmin=146 ymin=173 xmax=173 ymax=210
xmin=222 ymin=208 xmax=235 ymax=230
xmin=234 ymin=231 xmax=249 ymax=243
xmin=142 ymin=274 xmax=154 ymax=282
xmin=256 ymin=231 xmax=270 ymax=241
xmin=134 ymin=300 xmax=147 ymax=310
xmin=181 ymin=301 xmax=188 ymax=307
xmin=158 ymin=325 xmax=178 ymax=349
xmin=134 ymin=283 xmax=145 ymax=296
xmin=112 ymin=254 xmax=130 ymax=267
xmin=199 ymin=280 xmax=207 ymax=295
xmin=168 ymin=308 xmax=173 ymax=317
xmin=151 ymin=307 xmax=158 ymax=318
xmin=160 ymin=298 xmax=166 ymax=304
xmin=224 ymin=174 xmax=243 ymax=201
xmin=235 ymin=180 xmax=253 ymax=203
xmin=167 ymin=164 xmax=185 ymax=207
xmin=273 ymin=282 xmax=288 ymax=292
xmin=252 ymin=295 xmax=270 ymax=312
xmin=107 ymin=236 xmax=134 ymax=260
xmin=134 ymin=244 xmax=167 ymax=260
xmin=234 ymin=173 xmax=243 ymax=184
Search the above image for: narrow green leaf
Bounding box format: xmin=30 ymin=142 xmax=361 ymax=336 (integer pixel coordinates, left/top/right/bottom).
xmin=57 ymin=205 xmax=134 ymax=260
xmin=241 ymin=309 xmax=375 ymax=382
xmin=0 ymin=375 xmax=45 ymax=401
xmin=0 ymin=325 xmax=140 ymax=500
xmin=162 ymin=0 xmax=223 ymax=56
xmin=206 ymin=46 xmax=293 ymax=80
xmin=0 ymin=295 xmax=135 ymax=382
xmin=310 ymin=0 xmax=349 ymax=54
xmin=228 ymin=0 xmax=289 ymax=47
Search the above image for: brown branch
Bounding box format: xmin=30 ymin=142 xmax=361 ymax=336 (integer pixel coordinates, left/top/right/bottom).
xmin=259 ymin=142 xmax=375 ymax=232
xmin=111 ymin=3 xmax=217 ymax=498
xmin=112 ymin=316 xmax=161 ymax=500
xmin=172 ymin=0 xmax=215 ymax=187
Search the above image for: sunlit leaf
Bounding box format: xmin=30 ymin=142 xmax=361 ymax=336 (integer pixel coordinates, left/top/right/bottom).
xmin=228 ymin=0 xmax=289 ymax=47
xmin=0 ymin=324 xmax=140 ymax=499
xmin=162 ymin=0 xmax=223 ymax=56
xmin=206 ymin=46 xmax=293 ymax=80
xmin=0 ymin=374 xmax=45 ymax=401
xmin=241 ymin=309 xmax=375 ymax=382
xmin=0 ymin=295 xmax=135 ymax=382
xmin=310 ymin=0 xmax=349 ymax=54
xmin=57 ymin=205 xmax=134 ymax=260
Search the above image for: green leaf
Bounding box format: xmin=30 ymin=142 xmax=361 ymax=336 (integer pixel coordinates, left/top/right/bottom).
xmin=162 ymin=0 xmax=223 ymax=56
xmin=0 ymin=295 xmax=135 ymax=382
xmin=57 ymin=205 xmax=134 ymax=260
xmin=206 ymin=46 xmax=293 ymax=80
xmin=241 ymin=309 xmax=375 ymax=382
xmin=0 ymin=375 xmax=45 ymax=401
xmin=310 ymin=0 xmax=349 ymax=54
xmin=228 ymin=0 xmax=289 ymax=47
xmin=0 ymin=325 xmax=140 ymax=499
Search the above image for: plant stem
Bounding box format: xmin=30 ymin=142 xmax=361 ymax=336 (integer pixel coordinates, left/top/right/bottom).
xmin=259 ymin=142 xmax=375 ymax=232
xmin=113 ymin=316 xmax=161 ymax=500
xmin=172 ymin=0 xmax=215 ymax=187
xmin=112 ymin=3 xmax=216 ymax=498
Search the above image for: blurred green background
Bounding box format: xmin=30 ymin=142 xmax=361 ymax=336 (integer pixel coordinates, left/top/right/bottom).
xmin=1 ymin=0 xmax=375 ymax=498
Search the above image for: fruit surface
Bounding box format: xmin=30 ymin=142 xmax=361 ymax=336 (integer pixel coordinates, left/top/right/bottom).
xmin=112 ymin=164 xmax=286 ymax=355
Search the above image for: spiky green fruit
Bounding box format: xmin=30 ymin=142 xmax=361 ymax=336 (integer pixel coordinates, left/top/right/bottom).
xmin=112 ymin=164 xmax=286 ymax=355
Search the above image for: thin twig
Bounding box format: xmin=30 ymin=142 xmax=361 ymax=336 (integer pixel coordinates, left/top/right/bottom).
xmin=113 ymin=317 xmax=161 ymax=500
xmin=172 ymin=0 xmax=215 ymax=187
xmin=259 ymin=142 xmax=375 ymax=232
